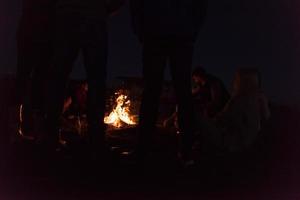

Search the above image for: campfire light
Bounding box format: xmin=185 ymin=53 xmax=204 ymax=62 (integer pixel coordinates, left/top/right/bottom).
xmin=104 ymin=93 xmax=137 ymax=128
xmin=18 ymin=104 xmax=24 ymax=136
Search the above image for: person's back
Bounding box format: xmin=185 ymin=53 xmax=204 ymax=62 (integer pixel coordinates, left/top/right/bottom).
xmin=218 ymin=93 xmax=269 ymax=151
xmin=130 ymin=0 xmax=207 ymax=40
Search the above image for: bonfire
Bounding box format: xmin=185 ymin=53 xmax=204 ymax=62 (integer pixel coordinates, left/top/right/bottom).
xmin=104 ymin=92 xmax=137 ymax=128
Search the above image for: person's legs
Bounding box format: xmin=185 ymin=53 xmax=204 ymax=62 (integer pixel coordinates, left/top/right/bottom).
xmin=15 ymin=34 xmax=37 ymax=135
xmin=138 ymin=39 xmax=167 ymax=154
xmin=81 ymin=20 xmax=108 ymax=150
xmin=16 ymin=1 xmax=56 ymax=135
xmin=16 ymin=31 xmax=53 ymax=136
xmin=28 ymin=9 xmax=56 ymax=113
xmin=15 ymin=36 xmax=34 ymax=107
xmin=45 ymin=15 xmax=80 ymax=146
xmin=169 ymin=39 xmax=196 ymax=159
xmin=31 ymin=41 xmax=53 ymax=113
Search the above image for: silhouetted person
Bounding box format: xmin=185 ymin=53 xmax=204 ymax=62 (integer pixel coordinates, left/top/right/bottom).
xmin=130 ymin=0 xmax=207 ymax=163
xmin=45 ymin=0 xmax=125 ymax=153
xmin=163 ymin=67 xmax=230 ymax=129
xmin=62 ymin=81 xmax=88 ymax=116
xmin=192 ymin=67 xmax=230 ymax=118
xmin=16 ymin=0 xmax=56 ymax=135
xmin=200 ymin=68 xmax=271 ymax=153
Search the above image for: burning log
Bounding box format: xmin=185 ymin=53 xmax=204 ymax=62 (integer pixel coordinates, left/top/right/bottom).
xmin=104 ymin=92 xmax=137 ymax=128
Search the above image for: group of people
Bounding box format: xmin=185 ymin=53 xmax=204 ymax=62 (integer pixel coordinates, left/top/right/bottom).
xmin=164 ymin=67 xmax=270 ymax=155
xmin=15 ymin=0 xmax=270 ymax=165
xmin=204 ymin=68 xmax=270 ymax=153
xmin=163 ymin=67 xmax=230 ymax=129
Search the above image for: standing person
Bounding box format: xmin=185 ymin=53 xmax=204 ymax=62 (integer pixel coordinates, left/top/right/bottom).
xmin=16 ymin=0 xmax=56 ymax=136
xmin=130 ymin=0 xmax=207 ymax=163
xmin=45 ymin=0 xmax=125 ymax=154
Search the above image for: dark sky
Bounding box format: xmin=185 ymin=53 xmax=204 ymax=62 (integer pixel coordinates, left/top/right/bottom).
xmin=0 ymin=0 xmax=299 ymax=106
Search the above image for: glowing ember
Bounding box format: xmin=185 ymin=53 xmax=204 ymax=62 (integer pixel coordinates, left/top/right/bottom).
xmin=104 ymin=93 xmax=137 ymax=128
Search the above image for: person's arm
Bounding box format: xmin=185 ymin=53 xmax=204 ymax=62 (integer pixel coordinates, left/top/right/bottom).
xmin=63 ymin=97 xmax=72 ymax=114
xmin=107 ymin=0 xmax=126 ymax=16
xmin=163 ymin=111 xmax=177 ymax=128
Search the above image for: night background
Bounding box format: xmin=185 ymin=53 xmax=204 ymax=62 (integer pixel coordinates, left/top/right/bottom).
xmin=0 ymin=0 xmax=300 ymax=199
xmin=0 ymin=0 xmax=299 ymax=106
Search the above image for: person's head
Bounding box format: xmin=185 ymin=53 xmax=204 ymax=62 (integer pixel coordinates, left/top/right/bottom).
xmin=192 ymin=67 xmax=207 ymax=85
xmin=232 ymin=68 xmax=261 ymax=96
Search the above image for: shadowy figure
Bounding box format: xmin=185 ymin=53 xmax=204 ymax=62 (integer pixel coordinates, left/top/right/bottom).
xmin=200 ymin=68 xmax=271 ymax=153
xmin=163 ymin=66 xmax=229 ymax=129
xmin=16 ymin=0 xmax=56 ymax=136
xmin=63 ymin=81 xmax=88 ymax=116
xmin=130 ymin=0 xmax=207 ymax=162
xmin=45 ymin=0 xmax=125 ymax=153
xmin=192 ymin=67 xmax=230 ymax=118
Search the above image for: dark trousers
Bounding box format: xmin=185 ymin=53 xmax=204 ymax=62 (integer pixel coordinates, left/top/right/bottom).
xmin=17 ymin=41 xmax=53 ymax=110
xmin=139 ymin=37 xmax=196 ymax=155
xmin=46 ymin=14 xmax=108 ymax=145
xmin=16 ymin=13 xmax=54 ymax=134
xmin=16 ymin=19 xmax=54 ymax=111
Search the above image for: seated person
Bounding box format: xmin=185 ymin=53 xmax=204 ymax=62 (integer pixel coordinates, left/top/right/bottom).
xmin=192 ymin=67 xmax=230 ymax=118
xmin=200 ymin=68 xmax=271 ymax=153
xmin=61 ymin=81 xmax=89 ymax=136
xmin=163 ymin=67 xmax=230 ymax=129
xmin=63 ymin=81 xmax=88 ymax=117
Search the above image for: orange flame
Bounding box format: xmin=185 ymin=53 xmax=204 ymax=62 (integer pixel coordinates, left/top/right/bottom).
xmin=104 ymin=93 xmax=137 ymax=128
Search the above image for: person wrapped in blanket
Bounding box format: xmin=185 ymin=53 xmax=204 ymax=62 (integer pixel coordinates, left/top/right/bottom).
xmin=199 ymin=68 xmax=271 ymax=153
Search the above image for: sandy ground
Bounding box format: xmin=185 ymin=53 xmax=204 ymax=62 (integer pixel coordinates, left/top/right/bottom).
xmin=0 ymin=104 xmax=299 ymax=200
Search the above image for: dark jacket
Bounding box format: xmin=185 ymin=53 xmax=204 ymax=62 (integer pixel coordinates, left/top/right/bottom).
xmin=194 ymin=74 xmax=230 ymax=118
xmin=18 ymin=0 xmax=57 ymax=40
xmin=56 ymin=0 xmax=125 ymax=19
xmin=130 ymin=0 xmax=207 ymax=40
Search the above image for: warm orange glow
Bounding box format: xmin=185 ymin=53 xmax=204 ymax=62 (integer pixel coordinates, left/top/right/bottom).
xmin=18 ymin=104 xmax=24 ymax=136
xmin=104 ymin=93 xmax=137 ymax=128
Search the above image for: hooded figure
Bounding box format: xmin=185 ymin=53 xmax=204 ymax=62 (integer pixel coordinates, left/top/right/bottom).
xmin=129 ymin=0 xmax=207 ymax=163
xmin=45 ymin=0 xmax=125 ymax=152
